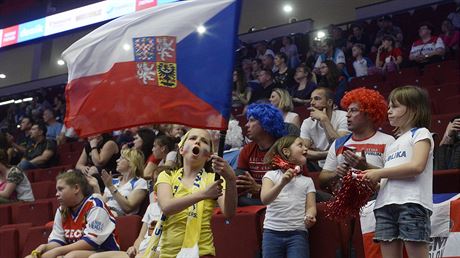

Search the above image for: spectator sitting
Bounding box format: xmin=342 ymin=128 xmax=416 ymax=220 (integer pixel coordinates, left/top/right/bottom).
xmin=447 ymin=4 xmax=460 ymax=30
xmin=87 ymin=149 xmax=148 ymax=217
xmin=6 ymin=116 xmax=34 ymax=165
xmin=122 ymin=127 xmax=156 ymax=163
xmin=232 ymin=69 xmax=251 ymax=108
xmin=43 ymin=108 xmax=63 ymax=141
xmin=25 ymin=169 xmax=119 ymax=258
xmin=144 ymin=135 xmax=177 ymax=178
xmin=440 ymin=19 xmax=460 ymax=56
xmin=241 ymin=58 xmax=253 ymax=82
xmin=435 ymin=115 xmax=460 ymax=170
xmin=375 ymin=35 xmax=403 ymax=73
xmin=237 ymin=103 xmax=286 ymax=206
xmin=331 ymin=26 xmax=347 ymax=50
xmin=280 ymin=36 xmax=300 ymax=69
xmin=255 ymin=40 xmax=275 ymax=59
xmin=223 ymin=119 xmax=245 ymax=169
xmin=164 ymin=124 xmax=186 ymax=142
xmin=289 ymin=64 xmax=317 ymax=107
xmin=270 ymin=88 xmax=301 ymax=128
xmin=300 ymin=87 xmax=349 ymax=170
xmin=262 ymin=54 xmax=277 ymax=73
xmin=314 ymin=38 xmax=346 ymax=73
xmin=317 ymin=60 xmax=348 ymax=105
xmin=17 ymin=122 xmax=57 ymax=171
xmin=249 ymin=69 xmax=277 ymax=104
xmin=76 ymin=133 xmax=120 ymax=192
xmin=373 ymin=15 xmax=404 ymax=51
xmin=273 ymin=52 xmax=295 ymax=90
xmin=251 ymin=58 xmax=263 ymax=81
xmin=409 ymin=22 xmax=446 ymax=65
xmin=347 ymin=23 xmax=372 ymax=53
xmin=351 ymin=43 xmax=374 ymax=77
xmin=0 ymin=149 xmax=34 ymax=204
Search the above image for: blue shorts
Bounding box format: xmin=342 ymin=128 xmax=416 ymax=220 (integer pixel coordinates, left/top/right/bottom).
xmin=373 ymin=203 xmax=432 ymax=243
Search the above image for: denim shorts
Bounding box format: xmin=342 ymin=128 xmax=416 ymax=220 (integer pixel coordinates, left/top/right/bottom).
xmin=374 ymin=203 xmax=432 ymax=243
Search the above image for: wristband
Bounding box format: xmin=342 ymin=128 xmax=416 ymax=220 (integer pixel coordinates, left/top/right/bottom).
xmin=91 ymin=146 xmax=98 ymax=151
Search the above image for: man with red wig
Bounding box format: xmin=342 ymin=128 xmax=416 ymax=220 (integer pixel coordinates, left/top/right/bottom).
xmin=319 ymin=87 xmax=395 ymax=190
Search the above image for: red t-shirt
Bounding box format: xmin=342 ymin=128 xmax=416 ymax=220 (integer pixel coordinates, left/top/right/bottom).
xmin=379 ymin=47 xmax=402 ymax=62
xmin=237 ymin=142 xmax=272 ymax=184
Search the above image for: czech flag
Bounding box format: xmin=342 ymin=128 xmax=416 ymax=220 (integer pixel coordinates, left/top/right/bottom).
xmin=62 ymin=0 xmax=241 ymax=137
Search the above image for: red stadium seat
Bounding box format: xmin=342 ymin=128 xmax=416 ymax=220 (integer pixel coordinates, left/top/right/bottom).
xmin=1 ymin=222 xmax=34 ymax=257
xmin=11 ymin=199 xmax=53 ymax=226
xmin=116 ymin=215 xmax=143 ymax=251
xmin=340 ymin=219 xmax=366 ymax=258
xmin=385 ymin=67 xmax=421 ymax=88
xmin=21 ymin=226 xmax=53 ymax=258
xmin=212 ymin=206 xmax=266 ymax=258
xmin=0 ymin=228 xmax=18 ymax=258
xmin=437 ymin=95 xmax=460 ymax=115
xmin=0 ymin=204 xmax=12 ymax=227
xmin=33 ymin=165 xmax=69 ymax=182
xmin=427 ymin=84 xmax=460 ymax=104
xmin=57 ymin=142 xmax=72 ymax=154
xmin=71 ymin=141 xmax=86 ymax=153
xmin=433 ymin=169 xmax=460 ymax=194
xmin=31 ymin=181 xmax=57 ymax=200
xmin=349 ymin=74 xmax=384 ymax=89
xmin=310 ymin=203 xmax=344 ymax=258
xmin=58 ymin=152 xmax=80 ymax=166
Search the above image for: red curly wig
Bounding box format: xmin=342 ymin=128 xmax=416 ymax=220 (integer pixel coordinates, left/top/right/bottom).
xmin=340 ymin=87 xmax=388 ymax=127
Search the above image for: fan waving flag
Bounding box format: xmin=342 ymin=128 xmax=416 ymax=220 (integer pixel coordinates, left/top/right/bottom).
xmin=62 ymin=0 xmax=241 ymax=137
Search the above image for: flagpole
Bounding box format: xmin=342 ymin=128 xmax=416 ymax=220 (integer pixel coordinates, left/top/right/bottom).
xmin=214 ymin=130 xmax=227 ymax=181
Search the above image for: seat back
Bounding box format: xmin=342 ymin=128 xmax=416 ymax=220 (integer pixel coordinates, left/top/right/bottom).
xmin=116 ymin=215 xmax=143 ymax=251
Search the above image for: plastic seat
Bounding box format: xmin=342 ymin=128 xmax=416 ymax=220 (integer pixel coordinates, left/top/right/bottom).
xmin=71 ymin=141 xmax=86 ymax=153
xmin=1 ymin=222 xmax=34 ymax=257
xmin=33 ymin=165 xmax=68 ymax=182
xmin=437 ymin=95 xmax=460 ymax=114
xmin=349 ymin=74 xmax=384 ymax=89
xmin=385 ymin=67 xmax=421 ymax=88
xmin=310 ymin=203 xmax=344 ymax=258
xmin=116 ymin=215 xmax=142 ymax=251
xmin=31 ymin=181 xmax=57 ymax=200
xmin=212 ymin=206 xmax=266 ymax=258
xmin=21 ymin=226 xmax=53 ymax=258
xmin=427 ymin=83 xmax=460 ymax=103
xmin=0 ymin=204 xmax=11 ymax=227
xmin=58 ymin=152 xmax=80 ymax=166
xmin=11 ymin=199 xmax=53 ymax=226
xmin=0 ymin=228 xmax=18 ymax=258
xmin=433 ymin=169 xmax=460 ymax=194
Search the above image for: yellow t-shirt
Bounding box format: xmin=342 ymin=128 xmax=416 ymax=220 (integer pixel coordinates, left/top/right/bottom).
xmin=155 ymin=169 xmax=220 ymax=258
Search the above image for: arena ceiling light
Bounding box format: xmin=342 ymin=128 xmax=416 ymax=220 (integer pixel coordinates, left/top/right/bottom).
xmin=196 ymin=25 xmax=206 ymax=34
xmin=0 ymin=97 xmax=33 ymax=106
xmin=283 ymin=4 xmax=293 ymax=13
xmin=0 ymin=73 xmax=6 ymax=79
xmin=57 ymin=59 xmax=65 ymax=66
xmin=314 ymin=31 xmax=326 ymax=41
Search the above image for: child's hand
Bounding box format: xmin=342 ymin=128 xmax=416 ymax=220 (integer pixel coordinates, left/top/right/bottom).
xmin=362 ymin=169 xmax=381 ymax=184
xmin=281 ymin=169 xmax=296 ymax=185
xmin=304 ymin=214 xmax=316 ymax=228
xmin=202 ymin=179 xmax=223 ymax=199
xmin=211 ymin=155 xmax=236 ymax=182
xmin=336 ymin=163 xmax=349 ymax=178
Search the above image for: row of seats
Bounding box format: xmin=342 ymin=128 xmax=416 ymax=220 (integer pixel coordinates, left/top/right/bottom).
xmin=2 ymin=168 xmax=457 ymax=258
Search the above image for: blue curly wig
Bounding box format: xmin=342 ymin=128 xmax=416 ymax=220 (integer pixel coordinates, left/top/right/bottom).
xmin=246 ymin=103 xmax=287 ymax=138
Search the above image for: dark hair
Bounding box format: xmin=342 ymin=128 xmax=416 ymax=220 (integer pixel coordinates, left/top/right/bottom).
xmin=137 ymin=128 xmax=156 ymax=159
xmin=155 ymin=135 xmax=176 ymax=153
xmin=0 ymin=149 xmax=8 ymax=165
xmin=21 ymin=116 xmax=33 ymax=124
xmin=419 ymin=22 xmax=434 ymax=33
xmin=44 ymin=108 xmax=55 ymax=117
xmin=33 ymin=121 xmax=47 ymax=136
xmin=260 ymin=68 xmax=273 ymax=79
xmin=382 ymin=35 xmax=395 ymax=44
xmin=323 ymin=38 xmax=335 ymax=48
xmin=233 ymin=68 xmax=247 ymax=94
xmin=350 ymin=23 xmax=362 ymax=31
xmin=252 ymin=58 xmax=263 ymax=66
xmin=313 ymin=87 xmax=335 ymax=102
xmin=275 ymin=52 xmax=288 ymax=63
xmin=319 ymin=60 xmax=342 ymax=89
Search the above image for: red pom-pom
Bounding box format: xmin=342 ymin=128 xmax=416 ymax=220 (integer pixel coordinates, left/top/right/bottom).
xmin=271 ymin=155 xmax=300 ymax=175
xmin=324 ymin=169 xmax=375 ymax=221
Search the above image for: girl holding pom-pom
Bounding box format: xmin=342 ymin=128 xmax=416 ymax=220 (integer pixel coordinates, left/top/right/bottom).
xmin=261 ymin=135 xmax=316 ymax=258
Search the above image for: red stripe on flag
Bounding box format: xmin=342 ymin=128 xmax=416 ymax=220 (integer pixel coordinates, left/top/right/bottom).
xmin=65 ymin=61 xmax=228 ymax=137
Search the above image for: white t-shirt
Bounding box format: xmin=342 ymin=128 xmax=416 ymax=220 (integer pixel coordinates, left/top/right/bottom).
xmin=158 ymin=151 xmax=177 ymax=166
xmin=314 ymin=48 xmax=346 ymax=69
xmin=284 ymin=112 xmax=300 ymax=125
xmin=104 ymin=177 xmax=148 ymax=216
xmin=138 ymin=201 xmax=162 ymax=252
xmin=263 ymin=170 xmax=316 ymax=231
xmin=323 ymin=131 xmax=395 ymax=172
xmin=300 ymin=110 xmax=349 ymax=167
xmin=374 ymin=128 xmax=434 ymax=211
xmin=353 ymin=58 xmax=370 ymax=77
